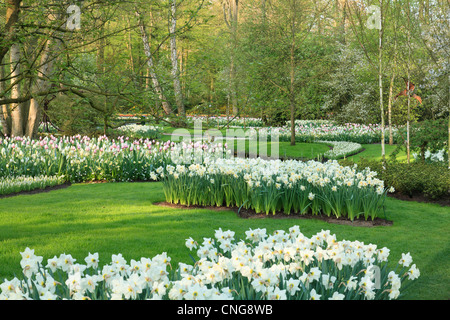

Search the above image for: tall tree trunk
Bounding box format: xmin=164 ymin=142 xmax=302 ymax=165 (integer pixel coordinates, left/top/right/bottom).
xmin=10 ymin=42 xmax=22 ymax=136
xmin=290 ymin=0 xmax=297 ymax=146
xmin=0 ymin=57 xmax=11 ymax=136
xmin=290 ymin=41 xmax=296 ymax=146
xmin=26 ymin=8 xmax=61 ymax=139
xmin=223 ymin=0 xmax=239 ymax=116
xmin=388 ymin=7 xmax=398 ymax=146
xmin=341 ymin=0 xmax=347 ymax=45
xmin=231 ymin=0 xmax=239 ymax=116
xmin=387 ymin=72 xmax=395 ymax=145
xmin=97 ymin=26 xmax=105 ymax=73
xmin=26 ymin=38 xmax=57 ymax=138
xmin=169 ymin=0 xmax=185 ymax=118
xmin=135 ymin=9 xmax=172 ymax=115
xmin=406 ymin=0 xmax=411 ymax=164
xmin=0 ymin=0 xmax=21 ymax=64
xmin=379 ymin=0 xmax=385 ymax=160
xmin=125 ymin=17 xmax=135 ymax=75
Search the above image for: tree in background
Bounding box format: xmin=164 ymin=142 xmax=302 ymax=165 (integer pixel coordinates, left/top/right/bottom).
xmin=0 ymin=0 xmax=447 ymax=140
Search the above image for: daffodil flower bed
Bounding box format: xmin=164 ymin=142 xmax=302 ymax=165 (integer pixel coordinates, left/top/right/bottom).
xmin=155 ymin=158 xmax=394 ymax=221
xmin=116 ymin=124 xmax=162 ymax=140
xmin=0 ymin=175 xmax=66 ymax=196
xmin=0 ymin=226 xmax=419 ymax=300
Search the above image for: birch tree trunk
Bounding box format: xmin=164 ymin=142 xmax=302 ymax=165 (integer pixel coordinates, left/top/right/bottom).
xmin=231 ymin=0 xmax=238 ymax=116
xmin=387 ymin=72 xmax=395 ymax=145
xmin=290 ymin=31 xmax=296 ymax=146
xmin=169 ymin=0 xmax=185 ymax=118
xmin=289 ymin=0 xmax=297 ymax=146
xmin=223 ymin=0 xmax=239 ymax=116
xmin=1 ymin=0 xmax=21 ymax=136
xmin=10 ymin=42 xmax=23 ymax=137
xmin=406 ymin=0 xmax=411 ymax=164
xmin=388 ymin=8 xmax=398 ymax=146
xmin=378 ymin=0 xmax=385 ymax=160
xmin=135 ymin=9 xmax=172 ymax=115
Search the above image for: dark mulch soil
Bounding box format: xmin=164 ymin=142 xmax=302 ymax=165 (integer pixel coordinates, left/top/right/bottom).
xmin=0 ymin=182 xmax=72 ymax=199
xmin=387 ymin=192 xmax=450 ymax=207
xmin=153 ymin=201 xmax=393 ymax=227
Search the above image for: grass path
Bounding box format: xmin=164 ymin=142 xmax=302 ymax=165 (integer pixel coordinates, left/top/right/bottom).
xmin=347 ymin=144 xmax=408 ymax=162
xmin=0 ymin=182 xmax=448 ymax=299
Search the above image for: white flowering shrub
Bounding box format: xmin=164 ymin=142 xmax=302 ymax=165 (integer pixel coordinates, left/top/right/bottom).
xmin=413 ymin=148 xmax=448 ymax=165
xmin=0 ymin=226 xmax=419 ymax=300
xmin=156 ymin=158 xmax=394 ymax=221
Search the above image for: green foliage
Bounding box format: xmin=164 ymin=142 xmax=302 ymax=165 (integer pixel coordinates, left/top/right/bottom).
xmin=46 ymin=95 xmax=102 ymax=136
xmin=340 ymin=158 xmax=450 ymax=200
xmin=408 ymin=119 xmax=448 ymax=156
xmin=390 ymin=96 xmax=423 ymax=126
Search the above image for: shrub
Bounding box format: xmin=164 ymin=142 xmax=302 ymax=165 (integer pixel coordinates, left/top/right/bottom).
xmin=340 ymin=158 xmax=450 ymax=200
xmin=407 ymin=119 xmax=448 ymax=160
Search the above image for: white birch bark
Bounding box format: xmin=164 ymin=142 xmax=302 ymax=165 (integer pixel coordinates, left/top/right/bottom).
xmin=379 ymin=0 xmax=385 ymax=159
xmin=135 ymin=9 xmax=172 ymax=115
xmin=169 ymin=0 xmax=185 ymax=117
xmin=223 ymin=0 xmax=239 ymax=116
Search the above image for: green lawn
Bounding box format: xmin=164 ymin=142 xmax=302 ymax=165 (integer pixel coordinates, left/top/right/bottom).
xmin=347 ymin=144 xmax=408 ymax=162
xmin=0 ymin=182 xmax=448 ymax=300
xmin=231 ymin=141 xmax=330 ymax=159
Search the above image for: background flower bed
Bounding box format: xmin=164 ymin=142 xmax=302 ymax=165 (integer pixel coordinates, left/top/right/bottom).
xmin=0 ymin=135 xmax=220 ymax=183
xmin=253 ymin=120 xmax=400 ymax=144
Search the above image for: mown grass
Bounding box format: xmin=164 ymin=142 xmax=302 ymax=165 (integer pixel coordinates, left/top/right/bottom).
xmin=0 ymin=182 xmax=448 ymax=300
xmin=347 ymin=144 xmax=408 ymax=162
